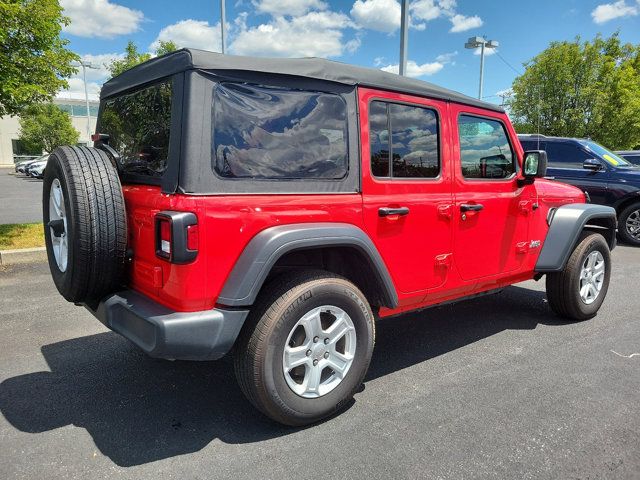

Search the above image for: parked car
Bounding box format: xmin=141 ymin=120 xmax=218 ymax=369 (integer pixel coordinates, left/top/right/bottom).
xmin=43 ymin=49 xmax=616 ymax=426
xmin=16 ymin=156 xmax=46 ymax=174
xmin=29 ymin=158 xmax=48 ymax=179
xmin=615 ymin=150 xmax=640 ymax=166
xmin=519 ymin=135 xmax=640 ymax=246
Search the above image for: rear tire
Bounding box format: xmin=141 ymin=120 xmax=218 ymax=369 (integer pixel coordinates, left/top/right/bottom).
xmin=546 ymin=232 xmax=611 ymax=321
xmin=617 ymin=203 xmax=640 ymax=246
xmin=234 ymin=270 xmax=375 ymax=426
xmin=43 ymin=146 xmax=127 ymax=303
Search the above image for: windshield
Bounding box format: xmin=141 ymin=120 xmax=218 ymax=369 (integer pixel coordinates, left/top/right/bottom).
xmin=578 ymin=140 xmax=632 ymax=167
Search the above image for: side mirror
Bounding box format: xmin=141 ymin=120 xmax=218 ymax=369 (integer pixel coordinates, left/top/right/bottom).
xmin=583 ymin=158 xmax=603 ymax=171
xmin=522 ymin=150 xmax=547 ymax=182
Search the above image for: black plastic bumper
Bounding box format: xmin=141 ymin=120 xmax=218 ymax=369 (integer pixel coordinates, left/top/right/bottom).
xmin=87 ymin=290 xmax=249 ymax=360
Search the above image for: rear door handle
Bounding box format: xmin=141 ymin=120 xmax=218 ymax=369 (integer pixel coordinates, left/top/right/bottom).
xmin=460 ymin=203 xmax=484 ymax=212
xmin=378 ymin=207 xmax=410 ymax=217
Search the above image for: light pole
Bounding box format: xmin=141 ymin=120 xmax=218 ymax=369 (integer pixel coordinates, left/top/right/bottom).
xmin=220 ymin=0 xmax=226 ymax=54
xmin=464 ymin=36 xmax=498 ymax=99
xmin=72 ymin=61 xmax=99 ymax=140
xmin=399 ymin=0 xmax=409 ymax=76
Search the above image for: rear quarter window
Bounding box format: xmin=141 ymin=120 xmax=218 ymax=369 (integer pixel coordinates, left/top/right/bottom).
xmin=212 ymin=83 xmax=348 ymax=180
xmin=99 ymin=79 xmax=172 ymax=178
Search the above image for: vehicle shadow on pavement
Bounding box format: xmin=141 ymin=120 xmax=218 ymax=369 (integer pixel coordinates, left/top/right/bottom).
xmin=0 ymin=285 xmax=562 ymax=467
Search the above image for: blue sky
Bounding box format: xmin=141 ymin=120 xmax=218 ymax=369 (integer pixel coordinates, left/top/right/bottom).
xmin=60 ymin=0 xmax=640 ymax=104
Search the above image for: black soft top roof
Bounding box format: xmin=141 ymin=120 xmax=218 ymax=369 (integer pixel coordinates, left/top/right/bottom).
xmin=101 ymin=48 xmax=504 ymax=113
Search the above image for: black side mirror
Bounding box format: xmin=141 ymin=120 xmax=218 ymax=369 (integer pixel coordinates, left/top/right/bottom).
xmin=583 ymin=158 xmax=603 ymax=171
xmin=521 ymin=150 xmax=547 ymax=184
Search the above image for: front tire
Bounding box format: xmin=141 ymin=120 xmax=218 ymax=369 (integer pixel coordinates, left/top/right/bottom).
xmin=618 ymin=203 xmax=640 ymax=246
xmin=546 ymin=232 xmax=611 ymax=321
xmin=234 ymin=270 xmax=375 ymax=426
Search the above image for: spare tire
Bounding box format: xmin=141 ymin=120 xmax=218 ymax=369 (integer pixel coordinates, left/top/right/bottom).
xmin=43 ymin=146 xmax=127 ymax=303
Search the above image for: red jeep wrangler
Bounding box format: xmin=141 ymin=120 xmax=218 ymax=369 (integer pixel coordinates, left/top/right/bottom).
xmin=44 ymin=49 xmax=617 ymax=426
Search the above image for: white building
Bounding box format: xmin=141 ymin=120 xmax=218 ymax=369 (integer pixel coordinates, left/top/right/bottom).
xmin=0 ymin=91 xmax=99 ymax=167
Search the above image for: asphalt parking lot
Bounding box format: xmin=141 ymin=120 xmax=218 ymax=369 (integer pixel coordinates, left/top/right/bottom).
xmin=1 ymin=249 xmax=639 ymax=480
xmin=0 ymin=169 xmax=44 ymax=225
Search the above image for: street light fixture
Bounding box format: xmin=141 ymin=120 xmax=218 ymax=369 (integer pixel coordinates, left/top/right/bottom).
xmin=72 ymin=60 xmax=99 ymax=140
xmin=464 ymin=36 xmax=499 ymax=100
xmin=399 ymin=0 xmax=409 ymax=76
xmin=220 ymin=0 xmax=226 ymax=54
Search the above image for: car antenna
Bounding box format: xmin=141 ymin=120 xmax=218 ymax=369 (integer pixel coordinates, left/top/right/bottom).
xmin=536 ymin=87 xmax=541 ymax=150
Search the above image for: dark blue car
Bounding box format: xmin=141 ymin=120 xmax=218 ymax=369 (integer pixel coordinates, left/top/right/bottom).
xmin=519 ymin=135 xmax=640 ymax=246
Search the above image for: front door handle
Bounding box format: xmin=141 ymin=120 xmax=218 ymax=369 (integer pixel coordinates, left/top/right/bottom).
xmin=460 ymin=203 xmax=484 ymax=212
xmin=378 ymin=207 xmax=410 ymax=217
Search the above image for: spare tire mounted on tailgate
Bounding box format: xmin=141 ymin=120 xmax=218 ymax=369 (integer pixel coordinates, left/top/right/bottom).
xmin=43 ymin=146 xmax=127 ymax=303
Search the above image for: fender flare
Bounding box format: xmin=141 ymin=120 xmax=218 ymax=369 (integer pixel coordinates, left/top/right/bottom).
xmin=535 ymin=203 xmax=617 ymax=272
xmin=216 ymin=223 xmax=398 ymax=308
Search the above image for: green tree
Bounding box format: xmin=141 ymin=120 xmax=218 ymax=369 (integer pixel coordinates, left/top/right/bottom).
xmin=18 ymin=103 xmax=79 ymax=153
xmin=107 ymin=40 xmax=178 ymax=78
xmin=509 ymin=34 xmax=640 ymax=150
xmin=156 ymin=40 xmax=178 ymax=56
xmin=0 ymin=0 xmax=78 ymax=116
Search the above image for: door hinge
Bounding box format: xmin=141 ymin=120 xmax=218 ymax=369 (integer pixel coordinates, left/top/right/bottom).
xmin=516 ymin=241 xmax=529 ymax=254
xmin=435 ymin=253 xmax=452 ymax=267
xmin=437 ymin=204 xmax=453 ymax=219
xmin=518 ymin=200 xmax=531 ymax=215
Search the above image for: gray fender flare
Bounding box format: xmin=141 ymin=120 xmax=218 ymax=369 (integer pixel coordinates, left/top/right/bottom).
xmin=216 ymin=223 xmax=398 ymax=308
xmin=535 ymin=203 xmax=617 ymax=272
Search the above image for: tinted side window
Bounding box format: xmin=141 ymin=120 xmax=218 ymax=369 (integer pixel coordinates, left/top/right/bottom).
xmin=369 ymin=101 xmax=390 ymax=177
xmin=519 ymin=139 xmax=544 ymax=152
xmin=212 ymin=83 xmax=348 ymax=180
xmin=99 ymin=80 xmax=172 ymax=178
xmin=545 ymin=142 xmax=590 ymax=168
xmin=459 ymin=115 xmax=515 ymax=179
xmin=369 ymin=101 xmax=440 ymax=178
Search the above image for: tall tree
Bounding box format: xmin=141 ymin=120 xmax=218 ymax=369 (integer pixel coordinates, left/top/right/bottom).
xmin=107 ymin=40 xmax=178 ymax=78
xmin=0 ymin=0 xmax=78 ymax=116
xmin=509 ymin=34 xmax=640 ymax=150
xmin=18 ymin=103 xmax=79 ymax=153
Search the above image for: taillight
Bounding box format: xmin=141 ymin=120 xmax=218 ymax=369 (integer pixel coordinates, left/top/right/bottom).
xmin=155 ymin=212 xmax=198 ymax=264
xmin=158 ymin=217 xmax=172 ymax=258
xmin=186 ymin=224 xmax=199 ymax=251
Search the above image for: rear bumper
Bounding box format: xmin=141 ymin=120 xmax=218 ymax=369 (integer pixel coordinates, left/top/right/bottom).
xmin=87 ymin=290 xmax=249 ymax=360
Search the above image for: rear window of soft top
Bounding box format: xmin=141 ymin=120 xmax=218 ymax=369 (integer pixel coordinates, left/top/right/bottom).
xmin=98 ymin=79 xmax=172 ymax=178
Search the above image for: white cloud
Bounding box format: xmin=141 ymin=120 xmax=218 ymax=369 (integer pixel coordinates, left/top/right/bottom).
xmin=473 ymin=46 xmax=496 ymax=56
xmin=65 ymin=77 xmax=102 ymax=95
xmin=253 ymin=0 xmax=328 ymax=17
xmin=350 ymin=0 xmax=482 ymax=34
xmin=449 ymin=13 xmax=483 ymax=32
xmin=411 ymin=0 xmax=442 ymax=21
xmin=231 ymin=10 xmax=354 ymax=57
xmin=150 ymin=20 xmax=222 ymax=53
xmin=591 ymin=0 xmax=638 ymax=23
xmin=435 ymin=51 xmax=458 ymax=63
xmin=63 ymin=53 xmax=122 ymax=95
xmin=381 ymin=60 xmax=444 ymax=77
xmin=60 ymin=0 xmax=144 ymax=38
xmin=350 ymin=0 xmax=401 ymax=33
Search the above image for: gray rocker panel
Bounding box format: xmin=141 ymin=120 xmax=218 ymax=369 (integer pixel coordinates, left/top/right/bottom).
xmin=217 ymin=223 xmax=398 ymax=308
xmin=535 ymin=203 xmax=617 ymax=272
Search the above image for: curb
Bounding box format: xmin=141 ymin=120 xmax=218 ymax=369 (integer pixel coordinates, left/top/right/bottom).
xmin=0 ymin=247 xmax=47 ymax=265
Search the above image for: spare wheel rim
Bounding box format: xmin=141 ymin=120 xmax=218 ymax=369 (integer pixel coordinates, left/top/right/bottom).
xmin=49 ymin=178 xmax=68 ymax=272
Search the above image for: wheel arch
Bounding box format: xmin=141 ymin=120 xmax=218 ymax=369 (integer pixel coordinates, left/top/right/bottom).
xmin=535 ymin=204 xmax=617 ymax=273
xmin=612 ymin=191 xmax=640 ymax=213
xmin=216 ymin=223 xmax=398 ymax=309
